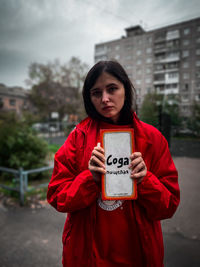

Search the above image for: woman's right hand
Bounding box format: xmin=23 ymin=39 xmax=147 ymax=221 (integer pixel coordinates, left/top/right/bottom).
xmin=88 ymin=143 xmax=106 ymax=183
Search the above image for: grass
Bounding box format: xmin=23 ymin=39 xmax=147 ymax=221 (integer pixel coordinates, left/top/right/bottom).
xmin=48 ymin=144 xmax=61 ymax=153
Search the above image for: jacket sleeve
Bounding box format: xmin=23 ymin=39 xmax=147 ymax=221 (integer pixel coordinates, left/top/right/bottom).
xmin=137 ymin=133 xmax=180 ymax=221
xmin=47 ymin=129 xmax=100 ymax=213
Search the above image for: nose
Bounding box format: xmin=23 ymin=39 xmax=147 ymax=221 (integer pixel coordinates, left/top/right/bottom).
xmin=102 ymin=91 xmax=110 ymax=103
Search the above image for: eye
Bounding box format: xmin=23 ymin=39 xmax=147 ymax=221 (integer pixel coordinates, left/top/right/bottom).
xmin=108 ymin=86 xmax=118 ymax=93
xmin=90 ymin=90 xmax=102 ymax=98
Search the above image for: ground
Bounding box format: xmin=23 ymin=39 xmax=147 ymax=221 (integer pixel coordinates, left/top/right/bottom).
xmin=0 ymin=153 xmax=200 ymax=266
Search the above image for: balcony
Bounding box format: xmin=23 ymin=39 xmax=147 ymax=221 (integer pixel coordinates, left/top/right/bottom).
xmin=165 ymin=88 xmax=179 ymax=94
xmin=154 ymin=37 xmax=166 ymax=43
xmin=154 ymin=47 xmax=167 ymax=54
xmin=153 ymin=80 xmax=165 ymax=85
xmin=163 ymin=55 xmax=180 ymax=63
xmin=154 ymin=67 xmax=178 ymax=74
xmin=156 ymin=87 xmax=179 ymax=95
xmin=166 ymin=30 xmax=180 ymax=41
xmin=165 ymin=73 xmax=179 ymax=84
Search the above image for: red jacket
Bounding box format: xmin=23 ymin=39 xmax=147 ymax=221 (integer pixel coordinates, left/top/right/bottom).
xmin=47 ymin=114 xmax=180 ymax=267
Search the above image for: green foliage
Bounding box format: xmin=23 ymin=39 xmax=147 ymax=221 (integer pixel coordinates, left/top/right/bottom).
xmin=48 ymin=144 xmax=61 ymax=153
xmin=162 ymin=94 xmax=182 ymax=129
xmin=139 ymin=93 xmax=159 ymax=127
xmin=187 ymin=101 xmax=200 ymax=136
xmin=139 ymin=93 xmax=184 ymax=134
xmin=0 ymin=118 xmax=48 ymax=170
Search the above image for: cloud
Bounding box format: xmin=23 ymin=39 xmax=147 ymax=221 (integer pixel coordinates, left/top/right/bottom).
xmin=0 ymin=0 xmax=199 ymax=87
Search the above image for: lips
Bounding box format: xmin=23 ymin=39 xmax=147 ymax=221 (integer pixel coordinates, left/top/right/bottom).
xmin=102 ymin=106 xmax=114 ymax=111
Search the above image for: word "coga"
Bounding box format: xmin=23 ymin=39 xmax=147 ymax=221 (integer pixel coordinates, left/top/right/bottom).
xmin=106 ymin=154 xmax=129 ymax=168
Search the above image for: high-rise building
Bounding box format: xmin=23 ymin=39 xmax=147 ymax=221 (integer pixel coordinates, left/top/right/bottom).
xmin=94 ymin=17 xmax=200 ymax=117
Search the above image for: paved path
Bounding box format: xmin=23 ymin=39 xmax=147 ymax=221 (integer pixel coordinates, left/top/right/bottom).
xmin=0 ymin=157 xmax=200 ymax=267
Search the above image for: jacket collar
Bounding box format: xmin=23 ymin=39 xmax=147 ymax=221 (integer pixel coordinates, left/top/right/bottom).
xmin=76 ymin=114 xmax=153 ymax=146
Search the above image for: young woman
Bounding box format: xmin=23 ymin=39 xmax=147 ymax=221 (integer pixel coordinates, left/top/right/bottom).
xmin=47 ymin=61 xmax=180 ymax=267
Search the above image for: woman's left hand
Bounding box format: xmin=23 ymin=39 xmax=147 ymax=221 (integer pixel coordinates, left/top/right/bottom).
xmin=129 ymin=152 xmax=147 ymax=184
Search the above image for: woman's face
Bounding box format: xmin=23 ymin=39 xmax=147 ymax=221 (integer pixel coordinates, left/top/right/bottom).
xmin=90 ymin=72 xmax=125 ymax=123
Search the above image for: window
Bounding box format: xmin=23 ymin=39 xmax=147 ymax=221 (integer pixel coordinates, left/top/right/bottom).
xmin=146 ymin=88 xmax=151 ymax=93
xmin=183 ymin=28 xmax=190 ymax=35
xmin=146 ymin=68 xmax=151 ymax=74
xmin=146 ymin=47 xmax=152 ymax=54
xmin=196 ymin=71 xmax=200 ymax=78
xmin=126 ymin=45 xmax=132 ymax=50
xmin=166 ymin=83 xmax=178 ymax=89
xmin=183 ymin=73 xmax=189 ymax=79
xmin=136 ymin=50 xmax=142 ymax=56
xmin=196 ymin=49 xmax=200 ymax=55
xmin=168 ymin=72 xmax=178 ymax=78
xmin=115 ymin=45 xmax=120 ymax=50
xmin=125 ymin=55 xmax=132 ymax=60
xmin=196 ymin=61 xmax=200 ymax=67
xmin=146 ymin=58 xmax=152 ymax=63
xmin=196 ymin=82 xmax=200 ymax=89
xmin=197 ymin=25 xmax=200 ymax=32
xmin=147 ymin=36 xmax=152 ymax=43
xmin=196 ymin=37 xmax=200 ymax=43
xmin=136 ymin=59 xmax=142 ymax=65
xmin=9 ymin=99 xmax=16 ymax=106
xmin=182 ymin=95 xmax=189 ymax=102
xmin=182 ymin=105 xmax=189 ymax=112
xmin=145 ymin=78 xmax=151 ymax=84
xmin=95 ymin=45 xmax=107 ymax=55
xmin=136 ymin=80 xmax=141 ymax=85
xmin=184 ymin=83 xmax=189 ymax=91
xmin=115 ymin=54 xmax=120 ymax=60
xmin=182 ymin=50 xmax=189 ymax=57
xmin=183 ymin=62 xmax=189 ymax=68
xmin=125 ymin=65 xmax=132 ymax=70
xmin=183 ymin=39 xmax=190 ymax=46
xmin=169 ymin=51 xmax=179 ymax=57
xmin=155 ymin=64 xmax=164 ymax=71
xmin=136 ymin=88 xmax=141 ymax=95
xmin=137 ymin=69 xmax=142 ymax=75
xmin=166 ymin=29 xmax=180 ymax=40
xmin=195 ymin=94 xmax=200 ymax=101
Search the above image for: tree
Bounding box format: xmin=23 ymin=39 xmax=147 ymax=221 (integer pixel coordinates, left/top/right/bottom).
xmin=27 ymin=57 xmax=89 ymax=120
xmin=139 ymin=93 xmax=159 ymax=127
xmin=187 ymin=101 xmax=200 ymax=136
xmin=161 ymin=94 xmax=183 ymax=133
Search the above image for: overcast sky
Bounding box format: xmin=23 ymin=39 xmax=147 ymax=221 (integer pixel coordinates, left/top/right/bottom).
xmin=0 ymin=0 xmax=200 ymax=88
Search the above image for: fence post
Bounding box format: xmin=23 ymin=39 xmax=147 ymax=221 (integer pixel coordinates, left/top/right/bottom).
xmin=24 ymin=173 xmax=28 ymax=192
xmin=19 ymin=168 xmax=24 ymax=206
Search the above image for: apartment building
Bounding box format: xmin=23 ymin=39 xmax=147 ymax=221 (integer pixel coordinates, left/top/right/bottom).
xmin=94 ymin=17 xmax=200 ymax=117
xmin=0 ymin=83 xmax=32 ymax=116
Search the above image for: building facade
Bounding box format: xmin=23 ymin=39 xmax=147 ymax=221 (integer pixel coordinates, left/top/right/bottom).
xmin=94 ymin=17 xmax=200 ymax=117
xmin=0 ymin=83 xmax=32 ymax=116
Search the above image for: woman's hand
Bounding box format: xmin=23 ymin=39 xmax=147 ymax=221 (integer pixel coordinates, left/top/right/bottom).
xmin=129 ymin=152 xmax=147 ymax=184
xmin=88 ymin=143 xmax=106 ymax=183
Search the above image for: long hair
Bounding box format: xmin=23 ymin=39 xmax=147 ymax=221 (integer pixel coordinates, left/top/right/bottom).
xmin=82 ymin=61 xmax=136 ymax=124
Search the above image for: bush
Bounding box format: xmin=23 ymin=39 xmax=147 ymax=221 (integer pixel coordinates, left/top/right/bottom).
xmin=0 ymin=119 xmax=48 ymax=171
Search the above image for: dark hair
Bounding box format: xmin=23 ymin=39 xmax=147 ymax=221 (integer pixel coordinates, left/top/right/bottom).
xmin=82 ymin=61 xmax=136 ymax=124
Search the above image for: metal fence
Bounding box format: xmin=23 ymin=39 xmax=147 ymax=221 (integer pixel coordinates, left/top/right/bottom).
xmin=0 ymin=165 xmax=53 ymax=205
